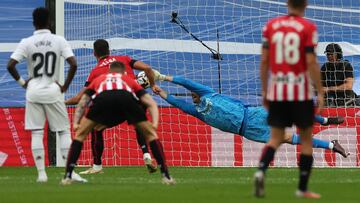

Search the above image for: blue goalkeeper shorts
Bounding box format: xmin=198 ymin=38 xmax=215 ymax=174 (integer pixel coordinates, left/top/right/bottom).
xmin=242 ymin=106 xmax=270 ymax=143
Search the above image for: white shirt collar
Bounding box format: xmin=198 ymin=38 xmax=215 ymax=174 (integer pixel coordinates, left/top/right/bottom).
xmin=33 ymin=29 xmax=51 ymax=35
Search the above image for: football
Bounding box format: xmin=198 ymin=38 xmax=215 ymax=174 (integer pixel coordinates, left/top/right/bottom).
xmin=136 ymin=71 xmax=150 ymax=88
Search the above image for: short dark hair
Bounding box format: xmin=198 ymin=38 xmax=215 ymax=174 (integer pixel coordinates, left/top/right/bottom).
xmin=93 ymin=39 xmax=110 ymax=58
xmin=325 ymin=43 xmax=343 ymax=59
xmin=110 ymin=61 xmax=125 ymax=72
xmin=287 ymin=0 xmax=307 ymax=9
xmin=33 ymin=7 xmax=50 ymax=28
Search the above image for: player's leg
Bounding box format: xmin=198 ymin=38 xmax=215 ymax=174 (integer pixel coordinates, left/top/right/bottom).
xmin=287 ymin=133 xmax=349 ymax=157
xmin=79 ymin=130 xmax=104 ymax=174
xmin=44 ymin=102 xmax=87 ymax=183
xmin=135 ymin=125 xmax=157 ymax=173
xmin=137 ymin=104 xmax=157 ymax=173
xmin=294 ymin=101 xmax=320 ymax=199
xmin=61 ymin=117 xmax=97 ymax=185
xmin=254 ymin=127 xmax=285 ymax=197
xmin=254 ymin=101 xmax=289 ymax=197
xmin=25 ymin=101 xmax=47 ymax=182
xmin=93 ymin=130 xmax=104 ymax=168
xmin=295 ymin=127 xmax=320 ymax=199
xmin=124 ymin=95 xmax=174 ymax=184
xmin=314 ymin=115 xmax=344 ymax=126
xmin=135 ymin=121 xmax=175 ymax=185
xmin=44 ymin=101 xmax=72 ymax=164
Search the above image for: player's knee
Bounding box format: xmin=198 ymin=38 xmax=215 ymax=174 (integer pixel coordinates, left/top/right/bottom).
xmin=145 ymin=131 xmax=158 ymax=142
xmin=136 ymin=121 xmax=158 ymax=142
xmin=75 ymin=129 xmax=89 ymax=142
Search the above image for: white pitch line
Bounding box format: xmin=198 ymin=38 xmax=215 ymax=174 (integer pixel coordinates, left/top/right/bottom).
xmin=64 ymin=0 xmax=149 ymax=6
xmin=1 ymin=40 xmax=360 ymax=56
xmin=253 ymin=0 xmax=360 ymax=14
xmin=224 ymin=1 xmax=360 ymax=29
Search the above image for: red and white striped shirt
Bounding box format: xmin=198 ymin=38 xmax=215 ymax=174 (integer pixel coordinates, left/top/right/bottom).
xmin=86 ymin=73 xmax=144 ymax=99
xmin=262 ymin=15 xmax=318 ymax=101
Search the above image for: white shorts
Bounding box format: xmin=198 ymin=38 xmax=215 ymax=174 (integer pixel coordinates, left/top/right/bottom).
xmin=25 ymin=101 xmax=70 ymax=131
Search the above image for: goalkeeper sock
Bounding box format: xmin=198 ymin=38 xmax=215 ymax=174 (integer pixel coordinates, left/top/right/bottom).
xmin=135 ymin=128 xmax=149 ymax=154
xmin=298 ymin=154 xmax=313 ymax=192
xmin=258 ymin=145 xmax=276 ymax=173
xmin=149 ymin=139 xmax=170 ymax=178
xmin=291 ymin=134 xmax=330 ymax=149
xmin=314 ymin=115 xmax=326 ymax=124
xmin=65 ymin=140 xmax=83 ymax=179
xmin=91 ymin=130 xmax=104 ymax=166
xmin=31 ymin=130 xmax=46 ymax=174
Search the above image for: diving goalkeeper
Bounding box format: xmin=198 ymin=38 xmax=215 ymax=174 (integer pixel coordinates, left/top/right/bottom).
xmin=154 ymin=73 xmax=348 ymax=157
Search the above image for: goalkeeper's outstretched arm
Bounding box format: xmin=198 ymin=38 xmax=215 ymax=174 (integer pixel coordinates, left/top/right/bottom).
xmin=158 ymin=87 xmax=199 ymax=117
xmin=163 ymin=75 xmax=215 ymax=97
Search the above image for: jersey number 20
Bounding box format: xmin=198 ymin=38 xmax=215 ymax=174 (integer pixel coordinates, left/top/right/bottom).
xmin=272 ymin=31 xmax=300 ymax=65
xmin=32 ymin=51 xmax=57 ymax=77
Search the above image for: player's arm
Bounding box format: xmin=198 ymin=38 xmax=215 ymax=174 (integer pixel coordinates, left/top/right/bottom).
xmin=7 ymin=59 xmax=27 ymax=88
xmin=259 ymin=23 xmax=270 ymax=109
xmin=132 ymin=60 xmax=160 ymax=93
xmin=139 ymin=93 xmax=159 ymax=129
xmin=7 ymin=39 xmax=30 ymax=88
xmin=164 ymin=75 xmax=215 ymax=97
xmin=66 ymin=68 xmax=97 ymax=105
xmin=328 ymin=78 xmax=354 ymax=91
xmin=129 ymin=75 xmax=159 ymax=128
xmin=65 ymin=88 xmax=86 ymax=105
xmin=73 ymin=88 xmax=93 ymax=130
xmin=329 ymin=63 xmax=354 ymax=91
xmin=59 ymin=37 xmax=77 ymax=93
xmin=61 ymin=56 xmax=77 ymax=93
xmin=158 ymin=86 xmax=199 ymax=117
xmin=306 ymin=51 xmax=324 ymax=112
xmin=259 ymin=46 xmax=269 ymax=96
xmin=306 ymin=26 xmax=324 ymax=112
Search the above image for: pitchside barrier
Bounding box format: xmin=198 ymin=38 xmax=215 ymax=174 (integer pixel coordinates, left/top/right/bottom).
xmin=1 ymin=107 xmax=359 ymax=167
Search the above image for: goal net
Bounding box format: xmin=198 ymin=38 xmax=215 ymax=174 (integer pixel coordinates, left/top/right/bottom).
xmin=62 ymin=0 xmax=360 ymax=167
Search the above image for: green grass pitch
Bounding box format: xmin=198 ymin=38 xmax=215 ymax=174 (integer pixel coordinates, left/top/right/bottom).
xmin=0 ymin=167 xmax=359 ymax=203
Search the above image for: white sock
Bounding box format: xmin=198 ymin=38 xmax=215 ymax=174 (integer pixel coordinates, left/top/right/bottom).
xmin=328 ymin=142 xmax=334 ymax=150
xmin=143 ymin=152 xmax=151 ymax=160
xmin=31 ymin=130 xmax=45 ymax=175
xmin=93 ymin=164 xmax=102 ymax=170
xmin=323 ymin=118 xmax=328 ymax=124
xmin=58 ymin=130 xmax=72 ymax=162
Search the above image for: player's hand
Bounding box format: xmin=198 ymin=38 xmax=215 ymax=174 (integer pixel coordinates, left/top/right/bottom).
xmin=55 ymin=81 xmax=67 ymax=93
xmin=73 ymin=123 xmax=80 ymax=131
xmin=151 ymin=84 xmax=161 ymax=94
xmin=262 ymin=97 xmax=269 ymax=110
xmin=152 ymin=122 xmax=158 ymax=130
xmin=152 ymin=69 xmax=167 ymax=81
xmin=22 ymin=78 xmax=32 ymax=89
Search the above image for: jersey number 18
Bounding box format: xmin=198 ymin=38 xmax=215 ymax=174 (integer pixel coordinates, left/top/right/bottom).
xmin=272 ymin=31 xmax=300 ymax=65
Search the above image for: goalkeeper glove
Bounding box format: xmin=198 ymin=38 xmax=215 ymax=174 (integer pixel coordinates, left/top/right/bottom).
xmin=152 ymin=69 xmax=166 ymax=81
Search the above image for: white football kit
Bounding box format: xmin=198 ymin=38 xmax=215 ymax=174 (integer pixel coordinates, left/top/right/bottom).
xmin=11 ymin=29 xmax=74 ymax=131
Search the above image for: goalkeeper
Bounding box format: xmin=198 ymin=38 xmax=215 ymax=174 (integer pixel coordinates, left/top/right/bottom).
xmin=154 ymin=73 xmax=349 ymax=158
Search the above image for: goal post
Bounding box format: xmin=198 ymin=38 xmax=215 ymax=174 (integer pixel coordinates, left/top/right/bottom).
xmin=58 ymin=0 xmax=360 ymax=167
xmin=46 ymin=0 xmax=66 ymax=167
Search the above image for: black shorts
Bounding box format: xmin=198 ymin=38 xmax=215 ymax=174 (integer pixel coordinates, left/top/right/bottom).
xmin=267 ymin=101 xmax=314 ymax=128
xmin=86 ymin=90 xmax=147 ymax=128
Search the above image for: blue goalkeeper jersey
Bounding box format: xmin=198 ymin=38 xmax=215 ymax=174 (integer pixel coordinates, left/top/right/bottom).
xmin=164 ymin=76 xmax=328 ymax=144
xmin=165 ymin=76 xmax=247 ymax=135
